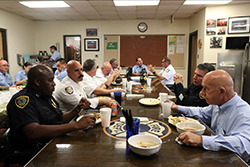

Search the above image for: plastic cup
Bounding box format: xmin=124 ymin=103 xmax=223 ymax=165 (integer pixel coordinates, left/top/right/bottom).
xmin=127 ymin=81 xmax=133 ymax=92
xmin=159 ymin=92 xmax=168 ymax=103
xmin=122 ymin=78 xmax=127 ymax=88
xmin=100 ymin=108 xmax=111 ymax=127
xmin=161 ymin=102 xmax=172 ymax=118
xmin=146 ymin=78 xmax=152 ymax=87
xmin=9 ymin=87 xmax=18 ymax=96
xmin=126 ymin=118 xmax=140 ymax=139
xmin=114 ymin=91 xmax=122 ymax=105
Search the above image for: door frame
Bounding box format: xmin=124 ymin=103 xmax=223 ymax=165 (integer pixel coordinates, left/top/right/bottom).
xmin=188 ymin=31 xmax=198 ymax=85
xmin=0 ymin=28 xmax=8 ymax=61
xmin=63 ymin=35 xmax=81 ymax=63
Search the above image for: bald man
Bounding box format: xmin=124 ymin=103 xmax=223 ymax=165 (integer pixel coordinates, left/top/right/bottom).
xmin=54 ymin=60 xmax=116 ymax=112
xmin=7 ymin=65 xmax=95 ymax=165
xmin=0 ymin=59 xmax=14 ymax=89
xmin=95 ymin=62 xmax=118 ymax=86
xmin=169 ymin=70 xmax=250 ymax=162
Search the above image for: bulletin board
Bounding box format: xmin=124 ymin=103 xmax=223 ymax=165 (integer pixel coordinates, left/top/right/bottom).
xmin=167 ymin=35 xmax=185 ymax=68
xmin=120 ymin=35 xmax=185 ymax=68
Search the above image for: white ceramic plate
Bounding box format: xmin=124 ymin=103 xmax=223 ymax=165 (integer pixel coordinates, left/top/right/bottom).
xmin=168 ymin=115 xmax=200 ymax=126
xmin=139 ymin=98 xmax=160 ymax=106
xmin=76 ymin=114 xmax=101 ymax=124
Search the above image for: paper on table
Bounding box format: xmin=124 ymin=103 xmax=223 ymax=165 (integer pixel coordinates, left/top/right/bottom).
xmin=120 ymin=117 xmax=149 ymax=122
xmin=175 ymin=137 xmax=183 ymax=145
xmin=126 ymin=94 xmax=144 ymax=97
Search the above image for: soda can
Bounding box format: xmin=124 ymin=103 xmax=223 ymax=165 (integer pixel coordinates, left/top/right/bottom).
xmin=110 ymin=101 xmax=117 ymax=116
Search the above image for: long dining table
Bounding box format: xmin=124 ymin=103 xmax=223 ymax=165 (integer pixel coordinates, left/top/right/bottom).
xmin=25 ymin=80 xmax=248 ymax=167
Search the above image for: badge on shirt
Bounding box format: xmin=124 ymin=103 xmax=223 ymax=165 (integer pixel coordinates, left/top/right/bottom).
xmin=15 ymin=96 xmax=29 ymax=109
xmin=199 ymin=91 xmax=205 ymax=99
xmin=65 ymin=86 xmax=74 ymax=95
xmin=8 ymin=77 xmax=11 ymax=81
xmin=166 ymin=69 xmax=170 ymax=73
xmin=51 ymin=99 xmax=57 ymax=108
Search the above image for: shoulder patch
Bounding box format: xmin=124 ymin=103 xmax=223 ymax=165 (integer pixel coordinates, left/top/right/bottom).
xmin=65 ymin=86 xmax=74 ymax=95
xmin=199 ymin=91 xmax=205 ymax=99
xmin=15 ymin=96 xmax=29 ymax=109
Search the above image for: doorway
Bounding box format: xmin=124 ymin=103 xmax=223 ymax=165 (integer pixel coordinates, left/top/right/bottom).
xmin=188 ymin=31 xmax=198 ymax=85
xmin=63 ymin=35 xmax=81 ymax=64
xmin=0 ymin=28 xmax=8 ymax=61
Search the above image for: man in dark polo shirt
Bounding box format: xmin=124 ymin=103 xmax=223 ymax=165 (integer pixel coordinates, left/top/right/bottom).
xmin=174 ymin=63 xmax=215 ymax=107
xmin=7 ymin=65 xmax=95 ymax=165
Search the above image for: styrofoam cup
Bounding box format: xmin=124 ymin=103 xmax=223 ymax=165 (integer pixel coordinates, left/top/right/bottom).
xmin=100 ymin=108 xmax=111 ymax=127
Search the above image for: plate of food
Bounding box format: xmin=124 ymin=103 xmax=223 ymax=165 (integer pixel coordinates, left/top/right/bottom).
xmin=111 ymin=81 xmax=123 ymax=86
xmin=168 ymin=115 xmax=200 ymax=126
xmin=139 ymin=98 xmax=160 ymax=106
xmin=76 ymin=112 xmax=101 ymax=124
xmin=96 ymin=96 xmax=112 ymax=100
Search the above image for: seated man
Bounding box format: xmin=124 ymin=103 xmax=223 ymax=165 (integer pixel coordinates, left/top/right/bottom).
xmin=81 ymin=59 xmax=124 ymax=97
xmin=54 ymin=60 xmax=116 ymax=113
xmin=14 ymin=62 xmax=32 ymax=86
xmin=148 ymin=57 xmax=176 ymax=92
xmin=0 ymin=59 xmax=14 ymax=90
xmin=170 ymin=70 xmax=250 ymax=162
xmin=54 ymin=58 xmax=67 ymax=82
xmin=7 ymin=65 xmax=95 ymax=165
xmin=109 ymin=58 xmax=121 ymax=76
xmin=132 ymin=57 xmax=150 ymax=76
xmin=95 ymin=62 xmax=118 ymax=86
xmin=174 ymin=63 xmax=215 ymax=107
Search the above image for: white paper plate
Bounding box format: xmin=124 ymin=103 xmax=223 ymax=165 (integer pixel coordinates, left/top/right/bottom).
xmin=139 ymin=98 xmax=160 ymax=106
xmin=76 ymin=114 xmax=101 ymax=124
xmin=95 ymin=96 xmax=112 ymax=100
xmin=168 ymin=115 xmax=200 ymax=126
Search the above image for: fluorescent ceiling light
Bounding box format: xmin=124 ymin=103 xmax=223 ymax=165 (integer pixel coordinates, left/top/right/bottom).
xmin=113 ymin=0 xmax=160 ymax=6
xmin=184 ymin=0 xmax=232 ymax=5
xmin=19 ymin=1 xmax=69 ymax=8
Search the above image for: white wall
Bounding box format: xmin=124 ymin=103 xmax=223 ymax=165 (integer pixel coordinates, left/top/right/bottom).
xmin=0 ymin=9 xmax=35 ymax=76
xmin=204 ymin=3 xmax=250 ymax=64
xmin=34 ymin=19 xmax=190 ymax=82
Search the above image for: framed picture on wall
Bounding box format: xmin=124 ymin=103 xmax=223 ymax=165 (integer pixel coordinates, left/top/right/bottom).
xmin=84 ymin=38 xmax=99 ymax=51
xmin=86 ymin=28 xmax=98 ymax=36
xmin=228 ymin=16 xmax=250 ymax=34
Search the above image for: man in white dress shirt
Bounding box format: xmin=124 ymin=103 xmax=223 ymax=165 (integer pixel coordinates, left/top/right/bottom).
xmin=53 ymin=60 xmax=115 ymax=112
xmin=148 ymin=57 xmax=176 ymax=92
xmin=81 ymin=59 xmax=124 ymax=97
xmin=95 ymin=62 xmax=118 ymax=86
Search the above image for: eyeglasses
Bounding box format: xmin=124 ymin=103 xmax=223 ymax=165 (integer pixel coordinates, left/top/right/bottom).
xmin=161 ymin=61 xmax=166 ymax=63
xmin=0 ymin=65 xmax=9 ymax=67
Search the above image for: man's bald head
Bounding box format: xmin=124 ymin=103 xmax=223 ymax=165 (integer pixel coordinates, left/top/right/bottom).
xmin=28 ymin=65 xmax=55 ymax=97
xmin=66 ymin=60 xmax=83 ymax=83
xmin=201 ymin=70 xmax=235 ymax=105
xmin=101 ymin=62 xmax=112 ymax=76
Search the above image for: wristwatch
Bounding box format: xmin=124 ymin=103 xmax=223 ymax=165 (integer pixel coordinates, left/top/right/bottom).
xmin=153 ymin=71 xmax=156 ymax=75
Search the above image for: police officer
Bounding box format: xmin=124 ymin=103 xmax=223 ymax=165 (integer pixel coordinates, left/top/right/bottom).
xmin=173 ymin=63 xmax=215 ymax=107
xmin=14 ymin=62 xmax=32 ymax=86
xmin=49 ymin=45 xmax=61 ymax=72
xmin=0 ymin=59 xmax=14 ymax=88
xmin=7 ymin=64 xmax=95 ymax=165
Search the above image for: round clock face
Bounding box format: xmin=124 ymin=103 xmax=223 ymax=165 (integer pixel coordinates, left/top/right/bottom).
xmin=138 ymin=22 xmax=148 ymax=33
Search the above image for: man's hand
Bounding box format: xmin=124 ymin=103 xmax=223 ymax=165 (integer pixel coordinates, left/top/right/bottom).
xmin=174 ymin=73 xmax=183 ymax=84
xmin=178 ymin=131 xmax=203 ymax=147
xmin=147 ymin=64 xmax=155 ymax=73
xmin=76 ymin=115 xmax=96 ymax=130
xmin=75 ymin=98 xmax=91 ymax=112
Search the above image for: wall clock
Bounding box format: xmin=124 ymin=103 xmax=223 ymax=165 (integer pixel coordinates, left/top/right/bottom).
xmin=138 ymin=22 xmax=148 ymax=33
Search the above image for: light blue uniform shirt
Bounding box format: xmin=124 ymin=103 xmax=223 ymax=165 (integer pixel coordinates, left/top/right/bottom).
xmin=51 ymin=50 xmax=61 ymax=68
xmin=178 ymin=93 xmax=250 ymax=162
xmin=15 ymin=70 xmax=27 ymax=83
xmin=132 ymin=64 xmax=149 ymax=74
xmin=0 ymin=71 xmax=14 ymax=86
xmin=54 ymin=68 xmax=67 ymax=82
